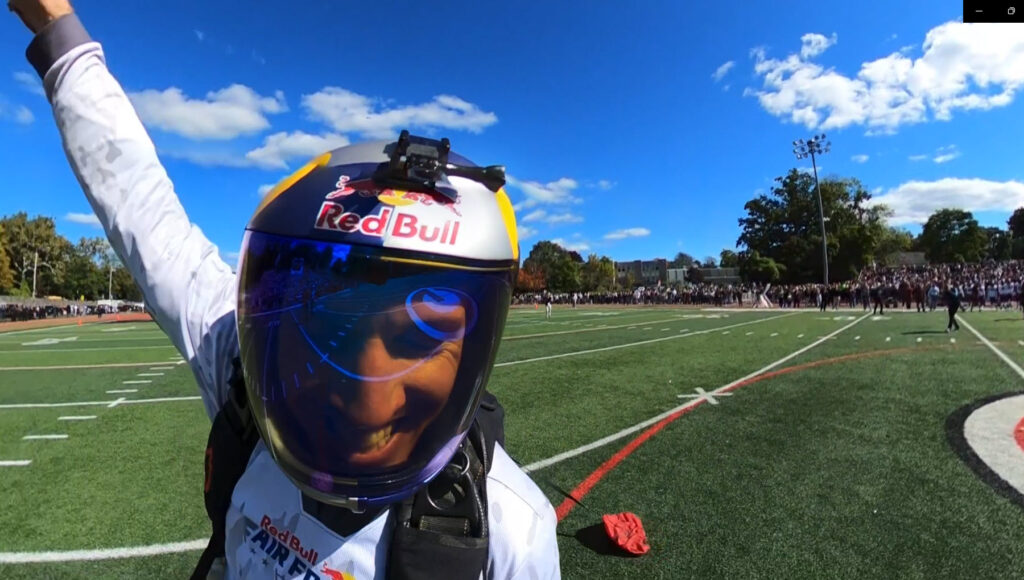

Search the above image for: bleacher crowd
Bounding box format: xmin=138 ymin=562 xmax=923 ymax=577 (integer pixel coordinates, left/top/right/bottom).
xmin=513 ymin=261 xmax=1024 ymax=312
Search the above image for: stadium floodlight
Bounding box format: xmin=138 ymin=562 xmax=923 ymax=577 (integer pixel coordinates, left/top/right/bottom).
xmin=792 ymin=134 xmax=831 ymax=287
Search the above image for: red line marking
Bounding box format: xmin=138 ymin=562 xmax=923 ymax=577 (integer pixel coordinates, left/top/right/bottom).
xmin=554 ymin=346 xmax=922 ymax=521
xmin=1015 ymin=415 xmax=1024 ymax=454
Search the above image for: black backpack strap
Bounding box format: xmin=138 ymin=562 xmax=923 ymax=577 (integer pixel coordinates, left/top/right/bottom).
xmin=386 ymin=391 xmax=505 ymax=580
xmin=191 ymin=358 xmax=259 ymax=580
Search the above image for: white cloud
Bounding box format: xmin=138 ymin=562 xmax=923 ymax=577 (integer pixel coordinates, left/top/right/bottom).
xmin=64 ymin=212 xmax=101 ymax=228
xmin=851 ymin=154 xmax=870 ymax=163
xmin=545 ymin=212 xmax=584 ymax=224
xmin=597 ymin=179 xmax=616 ymax=190
xmin=244 ymin=131 xmax=350 ymax=169
xmin=800 ymin=33 xmax=838 ymax=58
xmin=604 ymin=227 xmax=651 ymax=240
xmin=13 ymin=106 xmax=33 ymax=124
xmin=518 ymin=226 xmax=538 ymax=239
xmin=869 ymin=177 xmax=1024 ymax=225
xmin=194 ymin=29 xmax=205 ymax=42
xmin=258 ymin=184 xmax=275 ymax=197
xmin=712 ymin=60 xmax=736 ymax=82
xmin=302 ymin=88 xmax=497 ymax=139
xmin=747 ymin=22 xmax=1024 ymax=134
xmin=129 ymin=84 xmax=287 ymax=140
xmin=13 ymin=71 xmax=44 ymax=96
xmin=551 ymin=237 xmax=591 ymax=252
xmin=909 ymin=154 xmax=928 ymax=161
xmin=932 ymin=145 xmax=960 ymax=163
xmin=520 ymin=209 xmax=582 ymax=224
xmin=506 ymin=175 xmax=580 ymax=207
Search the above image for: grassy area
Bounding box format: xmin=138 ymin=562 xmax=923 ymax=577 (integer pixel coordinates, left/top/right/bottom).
xmin=2 ymin=308 xmax=1024 ymax=578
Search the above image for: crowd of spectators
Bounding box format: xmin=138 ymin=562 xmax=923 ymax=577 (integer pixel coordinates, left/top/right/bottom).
xmin=0 ymin=299 xmax=145 ymax=323
xmin=512 ymin=260 xmax=1024 ymax=312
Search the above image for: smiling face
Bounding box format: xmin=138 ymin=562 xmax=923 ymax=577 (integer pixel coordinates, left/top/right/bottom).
xmin=261 ymin=285 xmax=471 ymax=473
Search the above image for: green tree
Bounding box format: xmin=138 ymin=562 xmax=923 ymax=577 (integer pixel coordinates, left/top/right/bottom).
xmin=701 ymin=256 xmax=717 ymax=268
xmin=0 ymin=212 xmax=67 ymax=297
xmin=737 ymin=170 xmax=889 ymax=283
xmin=919 ymin=209 xmax=987 ymax=263
xmin=719 ymin=249 xmax=739 ymax=268
xmin=521 ymin=240 xmax=581 ymax=292
xmin=984 ymin=227 xmax=1012 ymax=261
xmin=686 ymin=265 xmax=705 ymax=283
xmin=670 ymin=252 xmax=696 ymax=269
xmin=0 ymin=224 xmax=14 ymax=293
xmin=581 ymin=254 xmax=616 ymax=292
xmin=738 ymin=250 xmax=783 ymax=283
xmin=1008 ymin=207 xmax=1024 ymax=239
xmin=875 ymin=227 xmax=914 ymax=265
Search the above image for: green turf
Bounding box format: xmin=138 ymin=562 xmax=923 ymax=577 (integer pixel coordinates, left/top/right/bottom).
xmin=3 ymin=309 xmax=1024 ymax=578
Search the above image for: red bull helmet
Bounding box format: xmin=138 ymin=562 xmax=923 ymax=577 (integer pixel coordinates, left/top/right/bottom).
xmin=235 ymin=132 xmax=519 ymax=511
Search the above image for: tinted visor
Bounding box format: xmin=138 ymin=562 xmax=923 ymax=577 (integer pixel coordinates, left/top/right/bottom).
xmin=236 ymin=231 xmax=512 ymax=504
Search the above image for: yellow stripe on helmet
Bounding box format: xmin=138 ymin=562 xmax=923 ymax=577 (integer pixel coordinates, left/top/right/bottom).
xmin=494 ymin=187 xmax=519 ymax=262
xmin=251 ymin=152 xmax=332 ymax=219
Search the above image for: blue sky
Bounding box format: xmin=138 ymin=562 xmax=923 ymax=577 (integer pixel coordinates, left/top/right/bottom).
xmin=2 ymin=0 xmax=1022 ymax=267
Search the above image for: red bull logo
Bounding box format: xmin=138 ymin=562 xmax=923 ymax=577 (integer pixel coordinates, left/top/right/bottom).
xmin=325 ymin=176 xmax=461 ymax=216
xmin=259 ymin=515 xmax=319 ymax=566
xmin=315 ymin=202 xmax=461 ymax=246
xmin=320 ymin=563 xmax=356 ymax=580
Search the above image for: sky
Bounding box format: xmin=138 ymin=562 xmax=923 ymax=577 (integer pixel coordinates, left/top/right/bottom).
xmin=2 ymin=0 xmax=1023 ymax=268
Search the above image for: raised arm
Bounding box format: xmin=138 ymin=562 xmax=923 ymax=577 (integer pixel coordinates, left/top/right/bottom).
xmin=14 ymin=3 xmax=238 ymax=418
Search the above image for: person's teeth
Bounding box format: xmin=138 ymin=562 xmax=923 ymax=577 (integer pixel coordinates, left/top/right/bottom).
xmin=360 ymin=424 xmax=393 ymax=452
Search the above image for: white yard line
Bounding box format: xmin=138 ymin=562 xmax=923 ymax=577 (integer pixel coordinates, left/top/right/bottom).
xmin=0 ymin=346 xmax=175 ymax=354
xmin=958 ymin=317 xmax=1024 ymax=380
xmin=57 ymin=416 xmax=96 ymax=421
xmin=148 ymin=366 xmax=174 ymax=371
xmin=523 ymin=312 xmax=868 ymax=472
xmin=106 ymin=389 xmax=137 ymax=394
xmin=496 ymin=312 xmax=799 ymax=369
xmin=0 ymin=539 xmax=208 ymax=563
xmin=136 ymin=373 xmax=164 ymax=377
xmin=0 ymin=460 xmax=32 ymax=467
xmin=23 ymin=434 xmax=68 ymax=440
xmin=504 ymin=315 xmax=710 ymax=340
xmin=0 ymin=361 xmax=181 ymax=371
xmin=123 ymin=380 xmax=152 ymax=385
xmin=0 ymin=395 xmax=201 ymax=410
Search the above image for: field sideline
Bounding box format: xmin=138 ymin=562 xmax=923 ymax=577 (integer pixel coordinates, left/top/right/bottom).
xmin=2 ymin=306 xmax=1024 ymax=578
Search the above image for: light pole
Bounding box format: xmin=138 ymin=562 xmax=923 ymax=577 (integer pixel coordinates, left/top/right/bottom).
xmin=793 ymin=134 xmax=831 ymax=287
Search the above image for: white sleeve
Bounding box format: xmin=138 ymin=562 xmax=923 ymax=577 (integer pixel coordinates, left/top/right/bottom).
xmin=30 ymin=15 xmax=237 ymax=419
xmin=486 ymin=446 xmax=561 ymax=579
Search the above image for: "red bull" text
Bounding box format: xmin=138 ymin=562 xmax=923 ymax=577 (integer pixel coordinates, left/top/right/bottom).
xmin=314 ymin=202 xmax=461 ymax=245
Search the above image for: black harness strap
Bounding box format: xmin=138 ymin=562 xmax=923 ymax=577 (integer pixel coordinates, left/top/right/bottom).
xmin=191 ymin=360 xmax=258 ymax=580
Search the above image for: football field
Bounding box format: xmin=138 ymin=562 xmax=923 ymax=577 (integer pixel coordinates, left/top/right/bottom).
xmin=2 ymin=306 xmax=1024 ymax=579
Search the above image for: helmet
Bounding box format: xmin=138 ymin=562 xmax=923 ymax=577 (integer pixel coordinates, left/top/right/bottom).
xmin=235 ymin=133 xmax=519 ymax=511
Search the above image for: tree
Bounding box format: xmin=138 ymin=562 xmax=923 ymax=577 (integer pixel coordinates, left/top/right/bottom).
xmin=701 ymin=256 xmax=717 ymax=268
xmin=0 ymin=224 xmax=13 ymax=293
xmin=521 ymin=240 xmax=581 ymax=292
xmin=984 ymin=227 xmax=1012 ymax=261
xmin=719 ymin=249 xmax=739 ymax=268
xmin=670 ymin=252 xmax=696 ymax=269
xmin=919 ymin=209 xmax=987 ymax=264
xmin=875 ymin=227 xmax=914 ymax=265
xmin=581 ymin=254 xmax=616 ymax=292
xmin=0 ymin=212 xmax=67 ymax=297
xmin=737 ymin=170 xmax=890 ymax=283
xmin=1009 ymin=207 xmax=1024 ymax=239
xmin=515 ymin=267 xmax=545 ymax=293
xmin=738 ymin=250 xmax=783 ymax=283
xmin=686 ymin=265 xmax=705 ymax=283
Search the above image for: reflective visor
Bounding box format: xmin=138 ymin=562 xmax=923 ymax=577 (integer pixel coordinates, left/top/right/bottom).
xmin=236 ymin=231 xmax=512 ymax=506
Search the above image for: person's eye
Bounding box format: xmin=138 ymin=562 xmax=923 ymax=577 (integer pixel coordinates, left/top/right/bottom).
xmin=388 ymin=328 xmax=441 ymax=360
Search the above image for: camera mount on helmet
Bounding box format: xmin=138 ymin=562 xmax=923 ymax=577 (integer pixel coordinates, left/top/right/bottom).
xmin=374 ymin=130 xmax=506 ymax=201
